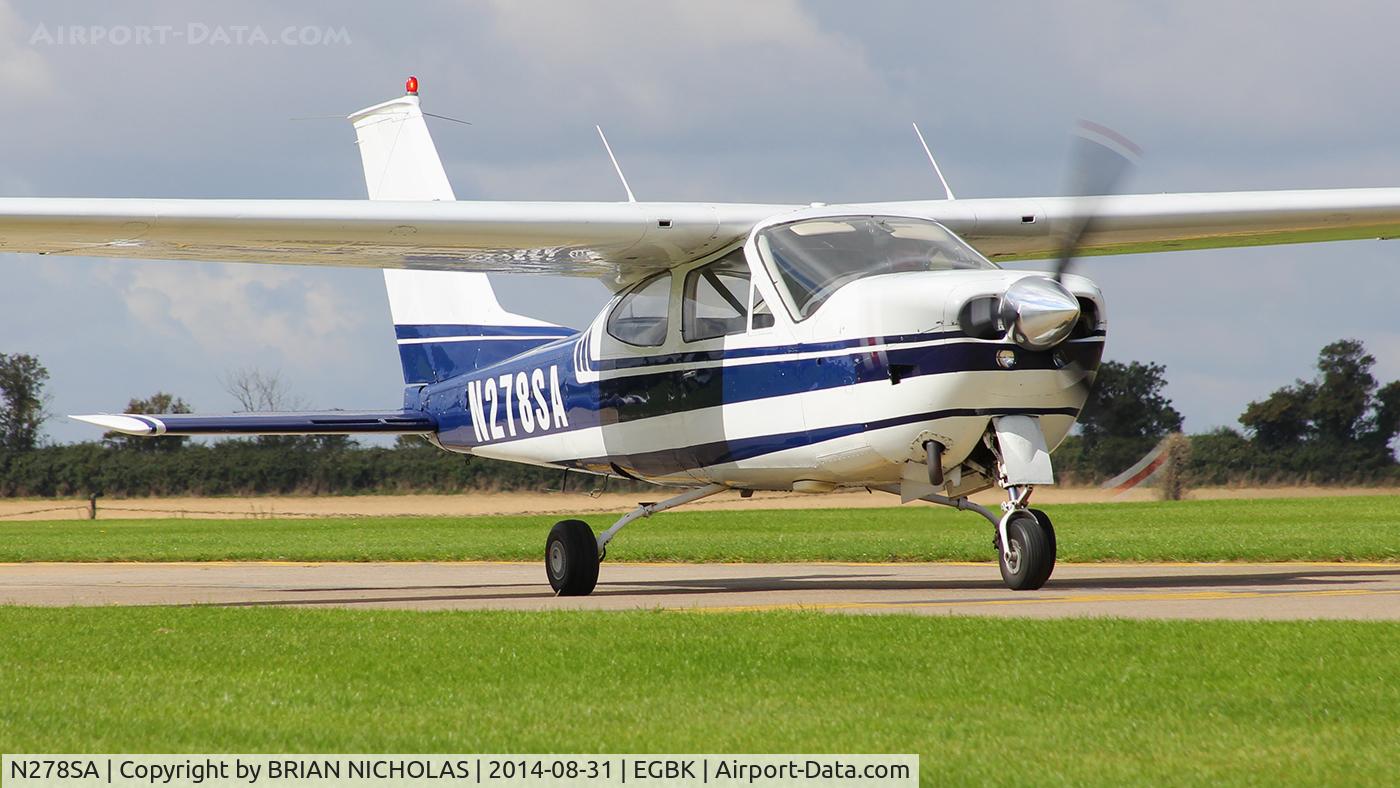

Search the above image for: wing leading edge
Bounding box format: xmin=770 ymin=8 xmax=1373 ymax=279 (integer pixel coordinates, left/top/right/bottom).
xmin=72 ymin=410 xmax=436 ymax=437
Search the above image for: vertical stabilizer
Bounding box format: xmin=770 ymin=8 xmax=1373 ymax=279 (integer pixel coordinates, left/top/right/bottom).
xmin=349 ymin=78 xmax=569 ymax=386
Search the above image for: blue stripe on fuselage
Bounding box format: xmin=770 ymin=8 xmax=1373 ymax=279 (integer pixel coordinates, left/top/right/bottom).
xmin=422 ymin=331 xmax=1105 ymax=465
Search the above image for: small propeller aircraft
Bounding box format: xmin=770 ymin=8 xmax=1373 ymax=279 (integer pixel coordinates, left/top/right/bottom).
xmin=11 ymin=78 xmax=1400 ymax=594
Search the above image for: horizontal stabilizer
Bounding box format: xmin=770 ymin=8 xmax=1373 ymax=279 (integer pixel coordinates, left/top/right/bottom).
xmin=71 ymin=410 xmax=435 ymax=437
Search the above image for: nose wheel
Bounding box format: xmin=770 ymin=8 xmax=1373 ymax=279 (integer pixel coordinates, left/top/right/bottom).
xmin=996 ymin=508 xmax=1056 ymax=590
xmin=545 ymin=519 xmax=600 ymax=596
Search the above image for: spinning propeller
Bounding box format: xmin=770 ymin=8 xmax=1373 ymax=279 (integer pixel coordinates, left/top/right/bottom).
xmin=1051 ymin=120 xmax=1143 ymax=282
xmin=963 ymin=121 xmax=1143 ymax=351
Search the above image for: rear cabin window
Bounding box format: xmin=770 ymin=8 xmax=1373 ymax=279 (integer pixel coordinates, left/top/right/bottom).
xmin=606 ymin=273 xmax=671 ymax=346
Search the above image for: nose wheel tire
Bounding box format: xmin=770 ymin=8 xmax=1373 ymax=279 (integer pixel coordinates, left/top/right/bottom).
xmin=545 ymin=519 xmax=600 ymax=596
xmin=1029 ymin=508 xmax=1056 ymax=565
xmin=998 ymin=511 xmax=1056 ymax=591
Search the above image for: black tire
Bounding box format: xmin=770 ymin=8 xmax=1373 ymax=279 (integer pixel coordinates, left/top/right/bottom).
xmin=1028 ymin=508 xmax=1057 ymax=588
xmin=545 ymin=519 xmax=599 ymax=596
xmin=999 ymin=513 xmax=1055 ymax=591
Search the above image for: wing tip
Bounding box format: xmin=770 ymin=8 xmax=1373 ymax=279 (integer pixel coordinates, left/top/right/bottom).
xmin=70 ymin=414 xmax=161 ymax=436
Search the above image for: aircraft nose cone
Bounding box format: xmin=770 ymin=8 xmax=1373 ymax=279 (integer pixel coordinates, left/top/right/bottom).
xmin=1001 ymin=276 xmax=1081 ymax=351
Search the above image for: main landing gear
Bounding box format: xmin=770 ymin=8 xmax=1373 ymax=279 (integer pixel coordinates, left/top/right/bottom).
xmin=544 ymin=483 xmax=727 ymax=596
xmin=545 ymin=519 xmax=600 ymax=596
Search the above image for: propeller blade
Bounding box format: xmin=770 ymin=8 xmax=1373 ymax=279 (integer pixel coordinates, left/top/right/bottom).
xmin=1053 ymin=120 xmax=1142 ymax=281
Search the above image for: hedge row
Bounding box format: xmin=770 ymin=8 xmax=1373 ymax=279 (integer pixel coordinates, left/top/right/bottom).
xmin=0 ymin=442 xmax=591 ymax=497
xmin=1054 ymin=432 xmax=1400 ymax=486
xmin=1 ymin=433 xmax=1393 ymax=498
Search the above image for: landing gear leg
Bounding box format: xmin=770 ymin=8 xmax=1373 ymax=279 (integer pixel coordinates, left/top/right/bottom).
xmin=884 ymin=482 xmax=1052 ymax=588
xmin=543 ymin=482 xmax=727 ymax=596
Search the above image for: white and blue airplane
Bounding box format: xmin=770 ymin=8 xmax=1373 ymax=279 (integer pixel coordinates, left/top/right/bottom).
xmin=8 ymin=78 xmax=1400 ymax=594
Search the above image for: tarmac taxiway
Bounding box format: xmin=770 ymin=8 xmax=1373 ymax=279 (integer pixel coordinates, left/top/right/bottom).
xmin=2 ymin=561 xmax=1398 ymax=619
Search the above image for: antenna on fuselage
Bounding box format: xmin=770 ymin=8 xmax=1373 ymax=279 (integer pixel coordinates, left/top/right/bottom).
xmin=595 ymin=125 xmax=637 ymax=203
xmin=911 ymin=122 xmax=955 ymax=200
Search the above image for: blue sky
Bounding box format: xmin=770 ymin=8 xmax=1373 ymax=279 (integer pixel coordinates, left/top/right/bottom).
xmin=2 ymin=0 xmax=1399 ymax=443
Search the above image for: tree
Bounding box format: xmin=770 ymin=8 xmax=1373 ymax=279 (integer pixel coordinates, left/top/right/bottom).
xmin=1074 ymin=360 xmax=1184 ymax=478
xmin=0 ymin=353 xmax=49 ymax=452
xmin=1374 ymin=381 xmax=1400 ymax=456
xmin=105 ymin=392 xmax=192 ymax=451
xmin=221 ymin=367 xmax=353 ymax=450
xmin=222 ymin=367 xmax=306 ymax=412
xmin=1240 ymin=383 xmax=1314 ymax=450
xmin=1239 ymin=338 xmax=1400 ymax=469
xmin=1078 ymin=360 xmax=1183 ymax=445
xmin=1312 ymin=339 xmax=1376 ymax=443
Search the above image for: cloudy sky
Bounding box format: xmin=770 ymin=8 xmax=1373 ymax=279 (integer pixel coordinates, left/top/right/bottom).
xmin=3 ymin=0 xmax=1400 ymax=443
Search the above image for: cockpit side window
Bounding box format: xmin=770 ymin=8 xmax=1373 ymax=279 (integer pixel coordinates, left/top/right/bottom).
xmin=682 ymin=251 xmax=751 ymax=342
xmin=606 ymin=273 xmax=671 ymax=347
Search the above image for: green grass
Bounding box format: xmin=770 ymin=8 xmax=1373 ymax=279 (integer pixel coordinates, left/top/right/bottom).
xmin=2 ymin=496 xmax=1398 ymax=563
xmin=1 ymin=607 xmax=1397 ymax=785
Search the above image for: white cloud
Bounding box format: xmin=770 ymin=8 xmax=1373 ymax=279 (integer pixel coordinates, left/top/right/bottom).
xmin=0 ymin=0 xmax=50 ymax=99
xmin=475 ymin=0 xmax=895 ymax=134
xmin=104 ymin=262 xmax=366 ymax=370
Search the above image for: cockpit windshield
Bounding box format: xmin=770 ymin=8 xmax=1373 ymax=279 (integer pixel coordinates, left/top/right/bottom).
xmin=755 ymin=216 xmax=996 ymax=319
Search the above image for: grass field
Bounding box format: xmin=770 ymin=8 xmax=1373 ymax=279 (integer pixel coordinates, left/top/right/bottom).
xmin=1 ymin=495 xmax=1397 ymax=563
xmin=0 ymin=607 xmax=1396 ymax=785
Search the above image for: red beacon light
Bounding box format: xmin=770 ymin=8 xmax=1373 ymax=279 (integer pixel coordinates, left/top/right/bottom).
xmin=405 ymin=75 xmax=419 ymax=95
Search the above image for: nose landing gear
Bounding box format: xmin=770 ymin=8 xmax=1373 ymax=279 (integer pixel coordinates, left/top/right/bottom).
xmin=893 ymin=418 xmax=1060 ymax=591
xmin=995 ymin=502 xmax=1056 ymax=590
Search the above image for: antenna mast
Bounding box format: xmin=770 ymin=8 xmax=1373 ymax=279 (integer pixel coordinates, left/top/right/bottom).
xmin=595 ymin=125 xmax=637 ymax=203
xmin=912 ymin=122 xmax=955 ymax=200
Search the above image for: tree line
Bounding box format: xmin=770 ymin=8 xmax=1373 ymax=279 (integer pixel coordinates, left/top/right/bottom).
xmin=1054 ymin=339 xmax=1400 ymax=485
xmin=0 ymin=340 xmax=1397 ymax=497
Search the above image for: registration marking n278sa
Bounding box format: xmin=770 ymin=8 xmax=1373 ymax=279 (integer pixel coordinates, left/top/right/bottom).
xmin=465 ymin=364 xmax=569 ymax=442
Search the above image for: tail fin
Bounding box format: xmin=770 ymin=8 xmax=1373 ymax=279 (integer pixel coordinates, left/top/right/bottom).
xmin=349 ymin=78 xmax=569 ymax=386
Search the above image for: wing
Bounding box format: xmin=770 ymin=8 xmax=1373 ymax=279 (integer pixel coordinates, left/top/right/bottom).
xmin=0 ymin=198 xmax=792 ymax=284
xmin=874 ymin=188 xmax=1400 ymax=260
xmin=4 ymin=188 xmax=1400 ymax=281
xmin=72 ymin=410 xmax=435 ymax=437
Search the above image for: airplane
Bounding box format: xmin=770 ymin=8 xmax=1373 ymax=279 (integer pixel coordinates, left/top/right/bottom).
xmin=9 ymin=77 xmax=1400 ymax=594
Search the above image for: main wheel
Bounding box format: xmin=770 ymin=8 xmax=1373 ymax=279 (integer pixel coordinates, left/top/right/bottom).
xmin=545 ymin=519 xmax=600 ymax=596
xmin=998 ymin=512 xmax=1056 ymax=591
